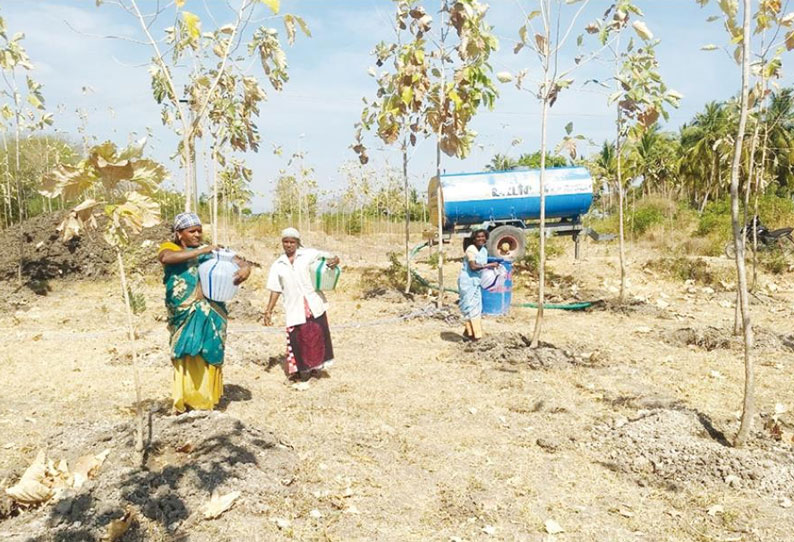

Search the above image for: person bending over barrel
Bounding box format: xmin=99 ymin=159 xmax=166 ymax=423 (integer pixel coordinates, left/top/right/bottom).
xmin=263 ymin=228 xmax=339 ymax=381
xmin=458 ymin=228 xmax=499 ymax=341
xmin=157 ymin=212 xmax=251 ymax=413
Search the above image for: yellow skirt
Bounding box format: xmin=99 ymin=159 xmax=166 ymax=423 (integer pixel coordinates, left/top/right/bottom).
xmin=172 ymin=355 xmax=223 ymax=413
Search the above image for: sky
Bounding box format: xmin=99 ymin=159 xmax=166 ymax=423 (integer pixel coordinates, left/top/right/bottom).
xmin=1 ymin=0 xmax=784 ymax=212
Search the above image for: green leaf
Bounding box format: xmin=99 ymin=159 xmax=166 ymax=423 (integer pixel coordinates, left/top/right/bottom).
xmin=182 ymin=11 xmax=201 ymax=40
xmin=26 ymin=93 xmax=42 ymax=109
xmin=293 ymin=15 xmax=311 ymax=37
xmin=786 ymin=30 xmax=794 ymax=50
xmin=283 ymin=14 xmax=296 ymax=45
xmin=259 ymin=0 xmax=280 ymax=15
xmin=565 ymin=121 xmax=573 ymax=135
xmin=701 ymin=44 xmax=719 ymax=50
xmin=719 ymin=0 xmax=738 ymax=19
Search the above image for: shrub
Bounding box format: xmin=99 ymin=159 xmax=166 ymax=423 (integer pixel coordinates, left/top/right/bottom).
xmin=585 ymin=195 xmax=678 ymax=236
xmin=760 ymin=251 xmax=789 ymax=275
xmin=646 ymin=256 xmax=731 ymax=286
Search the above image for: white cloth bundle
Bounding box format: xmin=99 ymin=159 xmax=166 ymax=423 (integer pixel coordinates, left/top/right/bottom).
xmin=480 ymin=264 xmax=507 ymax=292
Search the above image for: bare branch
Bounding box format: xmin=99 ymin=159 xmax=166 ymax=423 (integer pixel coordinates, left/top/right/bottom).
xmin=553 ymin=0 xmax=591 ymax=55
xmin=62 ymin=19 xmax=150 ymax=45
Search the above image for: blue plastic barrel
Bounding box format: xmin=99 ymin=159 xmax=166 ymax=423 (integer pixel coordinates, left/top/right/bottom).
xmin=482 ymin=258 xmax=513 ymax=316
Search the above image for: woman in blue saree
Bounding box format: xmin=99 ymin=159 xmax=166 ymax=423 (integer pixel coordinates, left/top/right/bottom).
xmin=157 ymin=212 xmax=250 ymax=413
xmin=458 ymin=229 xmax=498 ymax=341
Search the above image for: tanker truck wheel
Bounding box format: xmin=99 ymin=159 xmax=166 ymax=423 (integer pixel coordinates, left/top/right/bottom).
xmin=487 ymin=225 xmax=526 ymax=261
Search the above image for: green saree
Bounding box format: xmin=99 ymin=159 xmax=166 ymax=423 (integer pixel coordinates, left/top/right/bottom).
xmin=160 ymin=243 xmax=228 ymax=366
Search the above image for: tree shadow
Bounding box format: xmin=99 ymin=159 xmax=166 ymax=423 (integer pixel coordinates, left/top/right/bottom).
xmin=217 ymin=384 xmax=252 ymax=410
xmin=440 ymin=331 xmax=466 ymax=343
xmin=37 ymin=416 xmax=278 ymax=540
xmin=696 ymin=411 xmax=731 ymax=447
xmin=263 ymin=354 xmax=285 ymax=373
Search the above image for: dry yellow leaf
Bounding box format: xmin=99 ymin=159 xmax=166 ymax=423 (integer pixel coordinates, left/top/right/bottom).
xmin=202 ymin=490 xmax=241 ymax=519
xmin=105 ymin=508 xmax=134 ymax=541
xmin=5 ymin=450 xmax=53 ymax=505
xmin=73 ymin=449 xmax=110 ymax=489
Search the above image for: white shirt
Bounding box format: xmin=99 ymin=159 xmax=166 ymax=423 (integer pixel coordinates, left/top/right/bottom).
xmin=266 ymin=247 xmax=331 ymax=327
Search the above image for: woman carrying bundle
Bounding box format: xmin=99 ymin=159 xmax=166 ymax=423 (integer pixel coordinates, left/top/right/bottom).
xmin=458 ymin=228 xmax=499 ymax=341
xmin=158 ymin=212 xmax=251 ymax=413
xmin=263 ymin=228 xmax=339 ymax=381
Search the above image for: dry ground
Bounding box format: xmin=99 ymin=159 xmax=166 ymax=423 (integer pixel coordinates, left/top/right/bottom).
xmin=1 ymin=232 xmax=793 ymax=542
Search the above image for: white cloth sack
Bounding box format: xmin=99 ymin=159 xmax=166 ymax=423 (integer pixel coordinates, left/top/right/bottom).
xmin=480 ymin=264 xmax=507 ymax=292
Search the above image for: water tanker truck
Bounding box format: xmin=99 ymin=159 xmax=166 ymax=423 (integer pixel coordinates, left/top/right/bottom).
xmin=428 ymin=166 xmax=605 ymax=260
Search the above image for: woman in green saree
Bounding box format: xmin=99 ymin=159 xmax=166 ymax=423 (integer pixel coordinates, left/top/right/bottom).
xmin=158 ymin=212 xmax=250 ymax=413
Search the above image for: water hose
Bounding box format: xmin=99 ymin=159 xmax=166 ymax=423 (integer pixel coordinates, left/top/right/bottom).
xmin=409 ymin=241 xmax=594 ymax=311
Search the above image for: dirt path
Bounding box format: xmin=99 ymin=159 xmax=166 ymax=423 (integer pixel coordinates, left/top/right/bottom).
xmin=1 ymin=236 xmax=793 ymax=541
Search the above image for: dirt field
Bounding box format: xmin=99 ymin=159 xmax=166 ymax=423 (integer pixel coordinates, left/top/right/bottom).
xmin=1 ymin=231 xmax=793 ymax=541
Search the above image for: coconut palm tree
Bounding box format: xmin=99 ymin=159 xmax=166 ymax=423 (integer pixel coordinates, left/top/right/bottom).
xmin=590 ymin=140 xmax=616 ymax=211
xmin=485 ymin=153 xmax=518 ymax=171
xmin=627 ymin=124 xmax=679 ymax=197
xmin=679 ymin=101 xmax=735 ymax=211
xmin=762 ymin=88 xmax=794 ymax=195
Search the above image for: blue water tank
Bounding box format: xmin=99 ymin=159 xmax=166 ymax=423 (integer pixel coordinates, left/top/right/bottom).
xmin=429 ymin=167 xmax=593 ymax=229
xmin=482 ymin=258 xmax=513 ymax=316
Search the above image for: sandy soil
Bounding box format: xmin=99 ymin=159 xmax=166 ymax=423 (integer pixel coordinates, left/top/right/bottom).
xmin=1 ymin=232 xmax=793 ymax=542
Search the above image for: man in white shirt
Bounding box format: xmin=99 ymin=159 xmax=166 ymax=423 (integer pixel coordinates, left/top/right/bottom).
xmin=263 ymin=228 xmax=339 ymax=380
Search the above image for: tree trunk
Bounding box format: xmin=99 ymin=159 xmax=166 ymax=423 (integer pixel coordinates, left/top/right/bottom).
xmin=732 ymin=0 xmax=754 ymax=448
xmin=14 ymin=114 xmax=23 ymax=284
xmin=530 ymin=92 xmax=550 ymax=348
xmin=183 ymin=136 xmax=193 ymax=213
xmin=212 ymin=150 xmax=218 ymax=244
xmin=403 ymin=144 xmax=412 ymax=294
xmin=751 ymin=135 xmax=767 ymax=290
xmin=435 ymin=1 xmax=446 ymax=309
xmin=117 ymin=249 xmax=145 ymax=458
xmin=617 ymin=108 xmax=627 ymax=303
xmin=736 ymin=96 xmax=762 ymax=333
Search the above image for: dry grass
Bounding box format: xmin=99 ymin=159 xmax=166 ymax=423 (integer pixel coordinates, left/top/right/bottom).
xmin=0 ymin=232 xmax=793 ymax=541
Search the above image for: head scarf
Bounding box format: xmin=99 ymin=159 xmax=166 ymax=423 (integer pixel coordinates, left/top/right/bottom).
xmin=281 ymin=227 xmax=301 ymax=240
xmin=173 ymin=212 xmax=202 ymax=231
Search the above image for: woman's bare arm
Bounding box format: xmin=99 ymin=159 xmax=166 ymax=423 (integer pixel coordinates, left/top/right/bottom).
xmin=158 ymin=244 xmax=216 ymax=265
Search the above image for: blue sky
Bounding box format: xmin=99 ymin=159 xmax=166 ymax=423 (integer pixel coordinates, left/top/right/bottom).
xmin=1 ymin=0 xmax=778 ymax=211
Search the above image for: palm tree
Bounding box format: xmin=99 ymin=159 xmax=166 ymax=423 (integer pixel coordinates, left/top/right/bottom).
xmin=485 ymin=153 xmax=518 ymax=171
xmin=590 ymin=140 xmax=616 ymax=211
xmin=763 ymin=89 xmax=794 ymax=195
xmin=627 ymin=124 xmax=679 ymax=197
xmin=680 ymin=101 xmax=734 ymax=211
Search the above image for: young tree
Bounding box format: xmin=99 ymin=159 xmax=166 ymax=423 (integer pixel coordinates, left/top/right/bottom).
xmin=0 ymin=11 xmax=53 ymax=281
xmin=590 ymin=4 xmax=680 ymax=302
xmin=508 ymin=0 xmax=610 ymax=347
xmin=355 ymin=0 xmax=498 ymax=305
xmin=101 ymin=0 xmax=308 ymax=212
xmin=694 ymin=0 xmax=794 ymax=446
xmin=41 ymin=140 xmax=167 ymax=458
xmin=354 ymin=1 xmax=431 ymax=290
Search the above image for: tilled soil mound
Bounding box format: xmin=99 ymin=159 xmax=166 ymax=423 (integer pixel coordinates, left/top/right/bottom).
xmin=0 ymin=411 xmax=295 ymax=542
xmin=661 ymin=326 xmax=792 ymax=352
xmin=589 ymin=408 xmax=794 ymax=498
xmin=0 ymin=212 xmax=170 ymax=283
xmin=456 ymin=332 xmax=592 ymax=369
xmin=661 ymin=327 xmax=732 ymax=351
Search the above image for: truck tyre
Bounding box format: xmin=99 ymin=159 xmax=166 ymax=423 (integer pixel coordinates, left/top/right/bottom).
xmin=487 ymin=225 xmax=526 ymax=261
